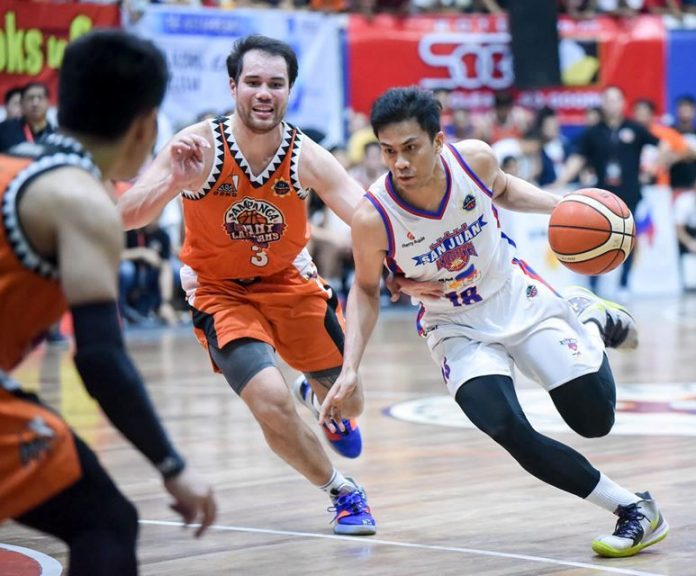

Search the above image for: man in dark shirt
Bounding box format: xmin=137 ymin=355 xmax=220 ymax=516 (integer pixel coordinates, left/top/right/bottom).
xmin=0 ymin=82 xmax=55 ymax=152
xmin=669 ymin=94 xmax=696 ymax=193
xmin=554 ymin=86 xmax=663 ymax=297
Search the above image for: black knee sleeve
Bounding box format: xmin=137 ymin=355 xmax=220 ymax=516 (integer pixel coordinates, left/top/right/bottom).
xmin=551 ymin=355 xmax=616 ymax=438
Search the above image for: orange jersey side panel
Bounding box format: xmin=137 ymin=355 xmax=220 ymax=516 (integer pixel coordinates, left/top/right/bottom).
xmin=0 ymin=388 xmax=81 ymax=521
xmin=0 ymin=155 xmax=67 ymax=372
xmin=180 ymin=119 xmax=311 ymax=280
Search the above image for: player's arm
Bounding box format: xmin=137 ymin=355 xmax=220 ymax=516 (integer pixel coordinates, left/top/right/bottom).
xmin=319 ymin=199 xmax=387 ymax=430
xmin=299 ymin=137 xmax=365 ymax=226
xmin=118 ymin=123 xmax=211 ymax=230
xmin=26 ymin=170 xmax=216 ymax=534
xmin=457 ymin=139 xmax=560 ymax=214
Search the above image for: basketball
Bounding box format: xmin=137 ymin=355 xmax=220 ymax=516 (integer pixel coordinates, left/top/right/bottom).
xmin=548 ymin=188 xmax=635 ymax=275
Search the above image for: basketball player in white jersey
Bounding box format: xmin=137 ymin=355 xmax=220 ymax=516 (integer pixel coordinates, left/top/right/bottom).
xmin=321 ymin=87 xmax=668 ymax=558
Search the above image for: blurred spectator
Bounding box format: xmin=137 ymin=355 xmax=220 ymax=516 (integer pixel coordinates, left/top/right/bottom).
xmin=633 ymin=98 xmax=691 ymax=187
xmin=444 ymin=108 xmax=477 ymax=143
xmin=475 ymin=90 xmax=532 ymax=145
xmin=642 ymin=0 xmax=683 ymax=16
xmin=350 ymin=141 xmax=387 ymax=189
xmin=2 ymin=87 xmax=22 ymax=121
xmin=347 ymin=110 xmax=378 ymax=166
xmin=585 ymin=106 xmax=603 ymax=127
xmin=554 ymin=86 xmax=665 ymax=299
xmin=562 ymin=0 xmax=597 ymax=18
xmin=119 ymin=223 xmax=179 ymax=326
xmin=673 ymin=189 xmax=696 ymax=290
xmin=670 ymin=95 xmax=696 ymax=194
xmin=308 ymin=147 xmax=354 ymax=303
xmin=531 ymin=106 xmax=570 ymax=186
xmin=492 ymin=132 xmax=542 ymax=183
xmin=595 ymin=0 xmax=641 ymax=17
xmin=0 ymin=82 xmax=55 ymax=152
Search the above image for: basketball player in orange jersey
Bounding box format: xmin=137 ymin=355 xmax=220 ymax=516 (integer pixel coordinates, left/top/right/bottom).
xmin=119 ymin=34 xmax=394 ymax=534
xmin=0 ymin=31 xmax=216 ymax=575
xmin=321 ymin=87 xmax=668 ymax=557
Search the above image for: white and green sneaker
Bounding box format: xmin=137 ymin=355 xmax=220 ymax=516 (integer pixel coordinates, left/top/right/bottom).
xmin=592 ymin=492 xmax=669 ymax=558
xmin=562 ymin=286 xmax=638 ymax=350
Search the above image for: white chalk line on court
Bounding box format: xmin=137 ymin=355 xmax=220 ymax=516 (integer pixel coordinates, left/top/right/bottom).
xmin=139 ymin=519 xmax=665 ymax=576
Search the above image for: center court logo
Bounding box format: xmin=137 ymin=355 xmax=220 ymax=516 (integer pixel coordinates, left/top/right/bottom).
xmin=386 ymin=382 xmax=696 ymax=437
xmin=223 ymin=198 xmax=286 ymax=247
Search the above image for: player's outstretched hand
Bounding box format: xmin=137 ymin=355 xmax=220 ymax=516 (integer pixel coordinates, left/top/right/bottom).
xmin=385 ymin=273 xmax=443 ymax=303
xmin=169 ymin=134 xmax=210 ymax=189
xmin=319 ymin=369 xmax=359 ymax=433
xmin=164 ymin=467 xmax=217 ymax=538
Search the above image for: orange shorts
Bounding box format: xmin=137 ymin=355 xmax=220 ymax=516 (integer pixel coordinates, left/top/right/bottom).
xmin=188 ymin=267 xmax=345 ymax=374
xmin=0 ymin=387 xmax=81 ymax=522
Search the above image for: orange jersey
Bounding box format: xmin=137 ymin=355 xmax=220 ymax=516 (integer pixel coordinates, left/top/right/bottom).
xmin=180 ymin=118 xmax=312 ymax=280
xmin=0 ymin=136 xmax=100 ymax=372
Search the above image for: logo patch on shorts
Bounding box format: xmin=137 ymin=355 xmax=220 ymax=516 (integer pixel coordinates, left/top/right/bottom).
xmin=560 ymin=337 xmax=581 ymax=357
xmin=526 ymin=285 xmax=538 ymax=299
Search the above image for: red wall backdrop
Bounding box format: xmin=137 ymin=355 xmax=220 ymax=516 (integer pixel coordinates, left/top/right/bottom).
xmin=348 ymin=14 xmax=665 ymax=122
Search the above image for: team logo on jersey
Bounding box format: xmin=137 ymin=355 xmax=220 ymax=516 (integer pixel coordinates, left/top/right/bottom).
xmin=444 ymin=268 xmax=480 ymax=292
xmin=412 ymin=215 xmax=487 ymax=272
xmin=223 ymin=198 xmax=286 ymax=248
xmin=215 ymin=175 xmax=238 ymax=196
xmin=272 ymin=177 xmax=291 ymax=197
xmin=462 ymin=194 xmax=476 ymax=211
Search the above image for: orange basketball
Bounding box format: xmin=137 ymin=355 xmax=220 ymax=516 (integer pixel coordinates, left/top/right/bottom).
xmin=548 ymin=188 xmax=635 ymax=275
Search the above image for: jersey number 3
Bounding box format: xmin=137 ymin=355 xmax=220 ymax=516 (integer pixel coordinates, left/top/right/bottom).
xmin=250 ymin=245 xmax=268 ymax=267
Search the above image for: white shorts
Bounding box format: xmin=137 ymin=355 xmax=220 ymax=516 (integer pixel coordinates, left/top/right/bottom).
xmin=424 ymin=267 xmax=604 ymax=397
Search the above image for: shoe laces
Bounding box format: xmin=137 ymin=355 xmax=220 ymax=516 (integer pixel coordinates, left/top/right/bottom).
xmin=613 ymin=503 xmax=646 ymax=540
xmin=329 ymin=490 xmax=369 ymax=520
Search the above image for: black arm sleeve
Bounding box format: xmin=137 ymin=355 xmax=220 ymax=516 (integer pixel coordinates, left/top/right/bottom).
xmin=71 ymin=301 xmax=185 ymax=479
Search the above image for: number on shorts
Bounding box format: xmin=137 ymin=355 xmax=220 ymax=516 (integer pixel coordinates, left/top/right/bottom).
xmin=446 ymin=286 xmax=482 ymax=307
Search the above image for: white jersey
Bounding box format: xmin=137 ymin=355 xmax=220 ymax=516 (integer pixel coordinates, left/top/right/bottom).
xmin=367 ymin=143 xmax=518 ymax=323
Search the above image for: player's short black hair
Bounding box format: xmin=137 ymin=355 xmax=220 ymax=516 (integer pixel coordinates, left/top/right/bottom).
xmin=226 ymin=35 xmax=298 ymax=88
xmin=370 ymin=87 xmax=442 ymax=141
xmin=58 ymin=30 xmax=169 ymax=140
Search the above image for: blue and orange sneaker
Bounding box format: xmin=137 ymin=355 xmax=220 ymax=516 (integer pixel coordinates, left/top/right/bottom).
xmin=330 ymin=482 xmax=377 ymax=535
xmin=291 ymin=376 xmax=363 ymax=459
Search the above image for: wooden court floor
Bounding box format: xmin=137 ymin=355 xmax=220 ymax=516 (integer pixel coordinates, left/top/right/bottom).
xmin=2 ymin=295 xmax=696 ymax=575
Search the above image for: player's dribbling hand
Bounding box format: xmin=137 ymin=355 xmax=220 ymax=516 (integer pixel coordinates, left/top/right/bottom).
xmin=319 ymin=369 xmax=359 ymax=433
xmin=164 ymin=467 xmax=217 ymax=538
xmin=386 ymin=273 xmax=443 ymax=303
xmin=169 ymin=134 xmax=210 ymax=189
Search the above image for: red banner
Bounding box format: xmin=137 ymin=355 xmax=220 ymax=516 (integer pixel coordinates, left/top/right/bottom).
xmin=348 ymin=14 xmax=665 ymax=123
xmin=0 ymin=1 xmax=120 ymax=105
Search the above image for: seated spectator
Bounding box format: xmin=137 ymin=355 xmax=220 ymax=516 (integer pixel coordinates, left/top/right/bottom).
xmin=119 ymin=223 xmax=179 ymax=326
xmin=445 ymin=108 xmax=477 ymax=143
xmin=475 ymin=90 xmax=532 ymax=145
xmin=2 ymin=87 xmax=22 ymax=121
xmin=633 ymin=98 xmax=691 ymax=187
xmin=674 ymin=188 xmax=696 ymax=290
xmin=350 ymin=141 xmax=387 ymax=189
xmin=0 ymin=82 xmax=55 ymax=152
xmin=307 ymin=147 xmax=354 ymax=304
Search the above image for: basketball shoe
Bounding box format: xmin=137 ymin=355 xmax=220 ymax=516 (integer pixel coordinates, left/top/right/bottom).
xmin=592 ymin=492 xmax=669 ymax=557
xmin=291 ymin=376 xmax=362 ymax=459
xmin=329 ymin=479 xmax=376 ymax=535
xmin=561 ymin=286 xmax=638 ymax=350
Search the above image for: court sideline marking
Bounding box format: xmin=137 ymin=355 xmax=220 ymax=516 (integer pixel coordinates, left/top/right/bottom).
xmin=139 ymin=519 xmax=665 ymax=576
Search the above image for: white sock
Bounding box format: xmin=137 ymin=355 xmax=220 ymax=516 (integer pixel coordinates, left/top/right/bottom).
xmin=585 ymin=473 xmax=640 ymax=513
xmin=320 ymin=469 xmax=354 ymax=499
